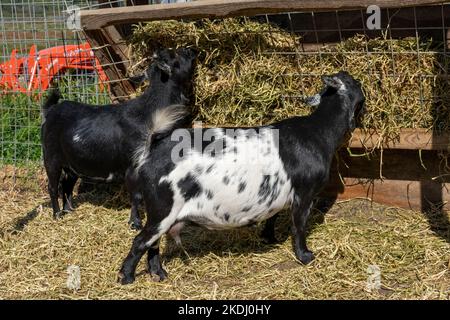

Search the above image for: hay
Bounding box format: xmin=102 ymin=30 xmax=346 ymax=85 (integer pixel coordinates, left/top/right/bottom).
xmin=1 ymin=18 xmax=448 ymax=300
xmin=129 ymin=18 xmax=450 ymax=146
xmin=0 ymin=179 xmax=448 ymax=299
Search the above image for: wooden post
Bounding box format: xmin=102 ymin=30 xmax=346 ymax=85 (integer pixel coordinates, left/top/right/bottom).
xmin=447 ymin=28 xmax=450 ymax=49
xmin=84 ymin=28 xmax=135 ymax=102
xmin=84 ymin=0 xmax=136 ymax=102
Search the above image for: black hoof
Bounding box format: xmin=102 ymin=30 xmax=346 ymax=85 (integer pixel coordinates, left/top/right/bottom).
xmin=63 ymin=204 xmax=74 ymax=212
xmin=118 ymin=272 xmax=135 ymax=285
xmin=129 ymin=220 xmax=143 ymax=230
xmin=53 ymin=211 xmax=64 ymax=219
xmin=298 ymin=250 xmax=315 ymax=265
xmin=149 ymin=268 xmax=167 ymax=282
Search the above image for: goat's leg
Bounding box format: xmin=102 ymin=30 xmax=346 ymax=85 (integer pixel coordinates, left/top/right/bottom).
xmin=61 ymin=170 xmax=78 ymax=212
xmin=125 ymin=168 xmax=143 ymax=230
xmin=146 ymin=240 xmax=167 ymax=282
xmin=261 ymin=214 xmax=278 ymax=244
xmin=291 ymin=196 xmax=315 ymax=265
xmin=46 ymin=165 xmax=62 ymax=219
xmin=129 ymin=191 xmax=143 ymax=230
xmin=118 ymin=225 xmax=166 ymax=285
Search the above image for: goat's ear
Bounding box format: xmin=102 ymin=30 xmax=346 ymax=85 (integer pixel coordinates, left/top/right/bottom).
xmin=322 ymin=75 xmax=344 ymax=90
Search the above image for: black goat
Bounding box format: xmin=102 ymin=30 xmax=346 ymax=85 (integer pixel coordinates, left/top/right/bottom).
xmin=118 ymin=71 xmax=365 ymax=284
xmin=41 ymin=48 xmax=197 ymax=229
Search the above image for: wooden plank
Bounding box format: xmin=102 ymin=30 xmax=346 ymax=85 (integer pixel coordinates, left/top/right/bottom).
xmin=84 ymin=29 xmax=135 ymax=102
xmin=322 ymin=149 xmax=449 ymax=211
xmin=102 ymin=26 xmax=131 ymax=69
xmin=447 ymin=28 xmax=450 ymax=49
xmin=192 ymin=124 xmax=449 ymax=151
xmin=333 ymin=148 xmax=449 ymax=182
xmin=80 ymin=0 xmax=447 ymax=30
xmin=348 ymin=128 xmax=449 ymax=151
xmin=322 ymin=178 xmax=450 ymax=211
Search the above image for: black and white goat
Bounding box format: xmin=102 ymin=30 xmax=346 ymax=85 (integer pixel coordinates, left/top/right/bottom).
xmin=41 ymin=48 xmax=197 ymax=229
xmin=118 ymin=71 xmax=365 ymax=284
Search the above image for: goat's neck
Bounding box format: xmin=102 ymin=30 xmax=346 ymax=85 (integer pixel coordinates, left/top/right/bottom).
xmin=139 ymin=80 xmax=184 ymax=110
xmin=309 ymin=96 xmax=351 ymax=157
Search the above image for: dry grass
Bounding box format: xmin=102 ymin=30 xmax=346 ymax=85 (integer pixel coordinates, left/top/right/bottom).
xmin=0 ymin=177 xmax=448 ymax=300
xmin=1 ymin=18 xmax=449 ymax=300
xmin=129 ymin=18 xmax=450 ymax=148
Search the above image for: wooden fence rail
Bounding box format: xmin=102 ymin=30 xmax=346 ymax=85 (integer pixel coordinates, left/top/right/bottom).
xmin=80 ymin=0 xmax=447 ymax=30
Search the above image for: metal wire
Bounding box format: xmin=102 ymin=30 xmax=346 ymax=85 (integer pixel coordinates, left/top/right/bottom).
xmin=0 ymin=0 xmax=110 ymax=172
xmin=0 ymin=1 xmax=449 ymax=185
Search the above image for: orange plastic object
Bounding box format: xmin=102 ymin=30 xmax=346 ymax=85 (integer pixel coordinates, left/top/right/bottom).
xmin=0 ymin=42 xmax=108 ymax=95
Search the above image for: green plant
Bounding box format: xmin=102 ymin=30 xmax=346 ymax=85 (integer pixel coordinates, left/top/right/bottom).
xmin=0 ymin=75 xmax=110 ymax=165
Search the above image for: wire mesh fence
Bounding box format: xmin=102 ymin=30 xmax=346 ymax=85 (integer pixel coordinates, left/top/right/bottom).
xmin=1 ymin=0 xmax=449 ymax=187
xmin=0 ymin=0 xmax=109 ymax=170
xmin=123 ymin=4 xmax=449 ymax=139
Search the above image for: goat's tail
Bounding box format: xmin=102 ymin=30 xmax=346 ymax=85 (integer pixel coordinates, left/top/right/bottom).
xmin=41 ymin=88 xmax=61 ymax=120
xmin=133 ymin=104 xmax=189 ymax=171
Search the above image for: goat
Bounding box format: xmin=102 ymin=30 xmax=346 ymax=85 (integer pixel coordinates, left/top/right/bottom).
xmin=41 ymin=48 xmax=197 ymax=230
xmin=118 ymin=71 xmax=365 ymax=284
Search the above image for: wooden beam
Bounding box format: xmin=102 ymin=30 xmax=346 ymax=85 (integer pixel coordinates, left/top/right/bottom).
xmin=102 ymin=26 xmax=131 ymax=69
xmin=447 ymin=28 xmax=450 ymax=49
xmin=348 ymin=128 xmax=449 ymax=151
xmin=80 ymin=0 xmax=447 ymax=30
xmin=321 ymin=148 xmax=449 ymax=211
xmin=334 ymin=148 xmax=449 ymax=182
xmin=84 ymin=29 xmax=135 ymax=102
xmin=191 ymin=124 xmax=449 ymax=151
xmin=322 ymin=178 xmax=450 ymax=211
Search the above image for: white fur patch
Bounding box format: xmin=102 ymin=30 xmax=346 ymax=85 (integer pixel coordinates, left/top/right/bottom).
xmin=144 ymin=128 xmax=294 ymax=246
xmin=133 ymin=104 xmax=187 ymax=171
xmin=335 ymin=77 xmax=347 ymax=92
xmin=73 ymin=134 xmax=81 ymax=143
xmin=152 ymin=105 xmax=187 ymax=135
xmin=306 ymin=94 xmax=321 ymax=107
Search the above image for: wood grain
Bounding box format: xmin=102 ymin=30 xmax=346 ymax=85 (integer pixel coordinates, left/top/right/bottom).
xmin=80 ymin=0 xmax=447 ymax=30
xmin=84 ymin=29 xmax=135 ymax=102
xmin=191 ymin=125 xmax=449 ymax=151
xmin=322 ymin=178 xmax=449 ymax=211
xmin=347 ymin=128 xmax=449 ymax=151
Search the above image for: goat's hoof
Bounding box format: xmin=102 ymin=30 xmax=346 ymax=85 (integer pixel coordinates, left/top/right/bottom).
xmin=53 ymin=211 xmax=64 ymax=219
xmin=129 ymin=221 xmax=143 ymax=231
xmin=150 ymin=269 xmax=167 ymax=282
xmin=117 ymin=272 xmax=135 ymax=285
xmin=148 ymin=264 xmax=168 ymax=282
xmin=298 ymin=250 xmax=315 ymax=265
xmin=63 ymin=205 xmax=74 ymax=212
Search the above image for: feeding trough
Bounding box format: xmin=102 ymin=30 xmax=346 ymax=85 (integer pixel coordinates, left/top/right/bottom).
xmin=79 ymin=0 xmax=450 ymax=212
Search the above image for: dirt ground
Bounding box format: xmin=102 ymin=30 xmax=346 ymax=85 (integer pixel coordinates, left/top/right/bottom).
xmin=0 ymin=171 xmax=449 ymax=300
